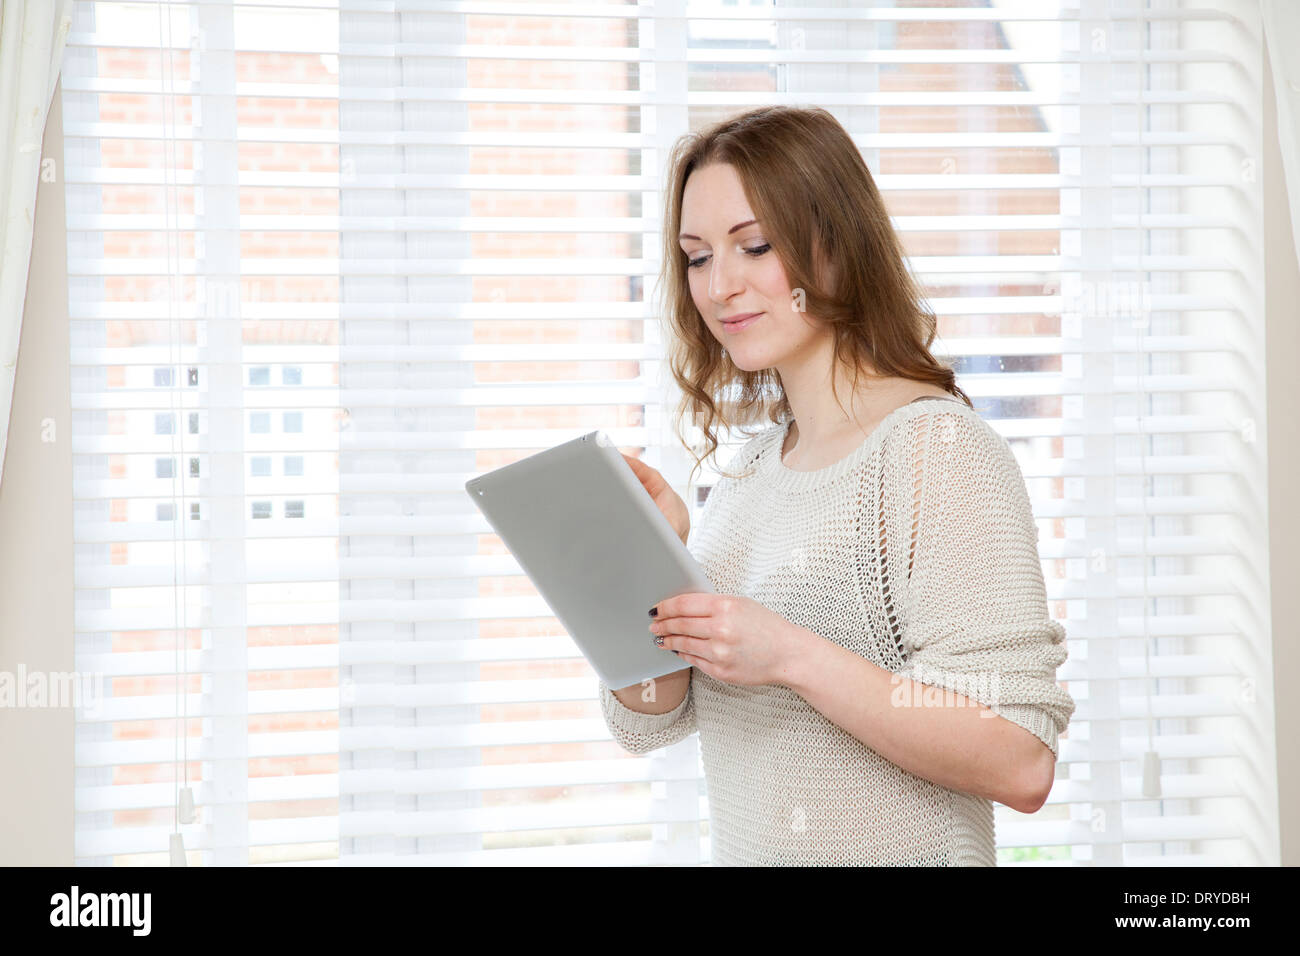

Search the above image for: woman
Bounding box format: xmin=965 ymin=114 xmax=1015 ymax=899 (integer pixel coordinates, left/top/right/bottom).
xmin=597 ymin=105 xmax=1074 ymax=866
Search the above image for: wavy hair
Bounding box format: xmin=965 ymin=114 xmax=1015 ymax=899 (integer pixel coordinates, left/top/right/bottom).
xmin=656 ymin=105 xmax=971 ymax=489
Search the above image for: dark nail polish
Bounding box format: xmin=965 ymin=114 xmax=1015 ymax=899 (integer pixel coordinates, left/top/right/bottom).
xmin=648 ymin=607 xmax=658 ymax=617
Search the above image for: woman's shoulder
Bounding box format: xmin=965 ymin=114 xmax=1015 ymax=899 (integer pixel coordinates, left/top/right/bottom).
xmin=889 ymin=396 xmax=986 ymax=438
xmin=883 ymin=400 xmax=1020 ymax=480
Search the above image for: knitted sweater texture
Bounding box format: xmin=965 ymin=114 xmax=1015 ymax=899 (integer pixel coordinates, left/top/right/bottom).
xmin=596 ymin=396 xmax=1075 ymax=866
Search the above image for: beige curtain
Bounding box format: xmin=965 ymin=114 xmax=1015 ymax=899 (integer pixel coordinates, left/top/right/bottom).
xmin=1262 ymin=0 xmax=1300 ymax=273
xmin=0 ymin=0 xmax=73 ymax=489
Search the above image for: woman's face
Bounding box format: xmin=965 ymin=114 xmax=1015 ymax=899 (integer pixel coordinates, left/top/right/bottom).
xmin=677 ymin=162 xmax=823 ymax=373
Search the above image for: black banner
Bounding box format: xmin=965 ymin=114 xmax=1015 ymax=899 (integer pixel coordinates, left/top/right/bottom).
xmin=6 ymin=864 xmax=1284 ymax=942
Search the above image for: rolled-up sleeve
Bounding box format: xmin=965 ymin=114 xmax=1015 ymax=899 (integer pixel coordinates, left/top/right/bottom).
xmin=597 ymin=676 xmax=697 ymax=755
xmin=884 ymin=409 xmax=1075 ymax=758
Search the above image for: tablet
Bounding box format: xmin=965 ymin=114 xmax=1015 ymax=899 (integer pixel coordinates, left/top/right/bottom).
xmin=464 ymin=430 xmax=715 ymax=690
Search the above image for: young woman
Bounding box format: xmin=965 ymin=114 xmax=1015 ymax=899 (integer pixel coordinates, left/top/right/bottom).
xmin=598 ymin=105 xmax=1075 ymax=866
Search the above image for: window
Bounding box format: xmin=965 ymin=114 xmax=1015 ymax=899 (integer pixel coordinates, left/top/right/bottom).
xmin=64 ymin=0 xmax=1276 ymax=867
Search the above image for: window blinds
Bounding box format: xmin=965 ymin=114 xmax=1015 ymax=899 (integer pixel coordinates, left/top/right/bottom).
xmin=64 ymin=0 xmax=343 ymax=865
xmin=65 ymin=0 xmax=1278 ymax=867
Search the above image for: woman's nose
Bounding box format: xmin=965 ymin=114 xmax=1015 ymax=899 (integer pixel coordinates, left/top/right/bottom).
xmin=708 ymin=253 xmax=745 ymax=304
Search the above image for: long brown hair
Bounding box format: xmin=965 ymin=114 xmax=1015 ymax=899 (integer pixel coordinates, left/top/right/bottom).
xmin=656 ymin=105 xmax=971 ymax=488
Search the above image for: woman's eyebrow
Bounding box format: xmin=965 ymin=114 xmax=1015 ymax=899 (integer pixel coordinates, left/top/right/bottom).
xmin=678 ymin=219 xmax=758 ymax=241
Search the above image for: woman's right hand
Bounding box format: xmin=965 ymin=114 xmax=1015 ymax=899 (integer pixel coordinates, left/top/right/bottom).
xmin=620 ymin=452 xmax=690 ymax=546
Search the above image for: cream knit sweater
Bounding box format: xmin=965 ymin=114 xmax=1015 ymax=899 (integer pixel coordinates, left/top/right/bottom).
xmin=596 ymin=396 xmax=1075 ymax=866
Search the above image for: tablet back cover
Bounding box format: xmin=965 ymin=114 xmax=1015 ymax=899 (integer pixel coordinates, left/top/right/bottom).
xmin=465 ymin=431 xmax=714 ymax=689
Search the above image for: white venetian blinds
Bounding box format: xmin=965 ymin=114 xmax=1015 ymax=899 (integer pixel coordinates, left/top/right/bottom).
xmin=64 ymin=0 xmax=343 ymax=865
xmin=66 ymin=0 xmax=1278 ymax=867
xmin=333 ymin=0 xmax=696 ymax=865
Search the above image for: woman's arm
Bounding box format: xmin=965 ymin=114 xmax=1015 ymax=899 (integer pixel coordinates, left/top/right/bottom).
xmin=609 ymin=666 xmax=691 ymax=714
xmin=597 ymin=668 xmax=697 ymax=756
xmin=780 ymin=629 xmax=1054 ymax=813
xmin=779 ymin=408 xmax=1072 ymax=814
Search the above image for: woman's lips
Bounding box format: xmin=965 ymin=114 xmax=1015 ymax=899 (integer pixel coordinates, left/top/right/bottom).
xmin=721 ymin=312 xmax=761 ymax=333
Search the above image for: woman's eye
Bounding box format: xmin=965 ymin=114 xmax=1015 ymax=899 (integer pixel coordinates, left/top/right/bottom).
xmin=686 ymin=243 xmax=770 ymax=270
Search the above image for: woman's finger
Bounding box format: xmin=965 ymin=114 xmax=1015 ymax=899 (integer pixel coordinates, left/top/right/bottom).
xmin=650 ymin=592 xmax=716 ymax=620
xmin=654 ymin=616 xmax=711 ymax=638
xmin=676 ymin=651 xmax=715 ymax=681
xmin=653 ymin=617 xmax=716 ymax=650
xmin=660 ymin=631 xmax=713 ymax=662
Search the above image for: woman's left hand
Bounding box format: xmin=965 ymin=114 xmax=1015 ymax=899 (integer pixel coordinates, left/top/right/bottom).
xmin=648 ymin=593 xmax=808 ymax=688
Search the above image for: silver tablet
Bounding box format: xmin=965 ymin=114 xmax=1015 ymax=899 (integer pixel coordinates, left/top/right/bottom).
xmin=464 ymin=430 xmax=715 ymax=690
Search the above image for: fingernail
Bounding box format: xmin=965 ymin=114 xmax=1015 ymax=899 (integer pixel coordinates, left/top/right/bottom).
xmin=653 ymin=635 xmax=664 ymax=647
xmin=648 ymin=607 xmax=658 ymax=617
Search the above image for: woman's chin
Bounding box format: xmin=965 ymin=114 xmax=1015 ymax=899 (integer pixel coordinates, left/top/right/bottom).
xmin=723 ymin=347 xmax=770 ymax=371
